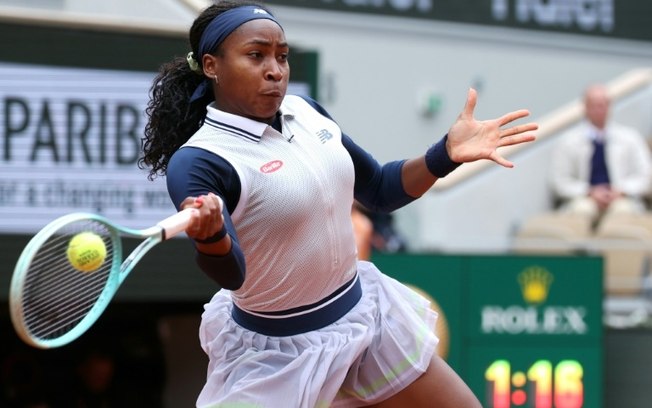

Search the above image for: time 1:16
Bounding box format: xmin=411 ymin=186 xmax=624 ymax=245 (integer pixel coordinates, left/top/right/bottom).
xmin=485 ymin=359 xmax=583 ymax=408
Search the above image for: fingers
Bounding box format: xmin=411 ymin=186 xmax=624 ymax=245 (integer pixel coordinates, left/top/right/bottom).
xmin=499 ymin=134 xmax=537 ymax=149
xmin=498 ymin=122 xmax=538 ymax=148
xmin=182 ymin=193 xmax=225 ymax=240
xmin=180 ymin=196 xmax=201 ymax=210
xmin=490 ymin=151 xmax=515 ymax=168
xmin=497 ymin=109 xmax=531 ymax=127
xmin=500 ymin=122 xmax=538 ymax=137
xmin=461 ymin=88 xmax=478 ymax=119
xmin=210 ymin=193 xmax=225 ymax=213
xmin=491 ymin=118 xmax=537 ymax=166
xmin=193 ymin=193 xmax=223 ymax=213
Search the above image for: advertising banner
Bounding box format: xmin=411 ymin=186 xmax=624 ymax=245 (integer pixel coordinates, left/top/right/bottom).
xmin=0 ymin=62 xmax=172 ymax=232
xmin=267 ymin=0 xmax=652 ymax=42
xmin=372 ymin=253 xmax=603 ymax=408
xmin=0 ymin=62 xmax=312 ymax=234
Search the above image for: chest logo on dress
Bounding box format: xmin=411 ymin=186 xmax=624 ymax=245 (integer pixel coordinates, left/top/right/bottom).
xmin=317 ymin=129 xmax=333 ymax=144
xmin=260 ymin=160 xmax=284 ymax=173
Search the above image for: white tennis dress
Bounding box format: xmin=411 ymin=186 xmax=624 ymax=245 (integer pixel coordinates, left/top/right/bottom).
xmin=182 ymin=96 xmax=439 ymax=407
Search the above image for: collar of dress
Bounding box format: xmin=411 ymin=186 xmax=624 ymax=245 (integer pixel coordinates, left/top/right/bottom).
xmin=204 ymin=101 xmax=295 ymax=143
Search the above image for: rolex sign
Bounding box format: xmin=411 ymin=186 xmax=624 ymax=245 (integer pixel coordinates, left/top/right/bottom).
xmin=467 ymin=256 xmax=602 ymax=343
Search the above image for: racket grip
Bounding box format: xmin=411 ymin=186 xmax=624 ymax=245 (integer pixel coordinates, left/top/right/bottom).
xmin=158 ymin=208 xmax=197 ymax=240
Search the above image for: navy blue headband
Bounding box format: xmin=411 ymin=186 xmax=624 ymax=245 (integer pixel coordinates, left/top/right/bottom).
xmin=189 ymin=6 xmax=281 ymax=102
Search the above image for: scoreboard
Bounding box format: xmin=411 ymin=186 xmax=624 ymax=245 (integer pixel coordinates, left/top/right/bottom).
xmin=372 ymin=253 xmax=603 ymax=408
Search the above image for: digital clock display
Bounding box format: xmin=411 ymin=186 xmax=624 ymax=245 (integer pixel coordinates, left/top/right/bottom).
xmin=485 ymin=359 xmax=583 ymax=408
xmin=467 ymin=346 xmax=601 ymax=408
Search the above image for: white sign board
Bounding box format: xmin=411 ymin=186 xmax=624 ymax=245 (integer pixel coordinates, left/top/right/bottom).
xmin=0 ymin=62 xmax=312 ymax=235
xmin=0 ymin=62 xmax=175 ymax=233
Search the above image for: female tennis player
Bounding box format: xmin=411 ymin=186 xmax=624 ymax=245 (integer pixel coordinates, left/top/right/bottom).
xmin=139 ymin=1 xmax=537 ymax=406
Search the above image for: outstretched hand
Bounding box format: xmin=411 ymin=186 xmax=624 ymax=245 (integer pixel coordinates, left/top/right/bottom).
xmin=446 ymin=88 xmax=537 ymax=167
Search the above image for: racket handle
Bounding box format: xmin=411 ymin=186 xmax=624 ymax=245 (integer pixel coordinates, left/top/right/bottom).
xmin=158 ymin=208 xmax=197 ymax=240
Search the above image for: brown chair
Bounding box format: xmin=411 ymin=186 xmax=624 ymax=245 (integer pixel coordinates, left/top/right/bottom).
xmin=512 ymin=212 xmax=592 ymax=254
xmin=594 ymin=213 xmax=652 ymax=296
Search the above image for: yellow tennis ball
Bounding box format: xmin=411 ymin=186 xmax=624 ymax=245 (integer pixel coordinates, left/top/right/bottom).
xmin=66 ymin=232 xmax=107 ymax=273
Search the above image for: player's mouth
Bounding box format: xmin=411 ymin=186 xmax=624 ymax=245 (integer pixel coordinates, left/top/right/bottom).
xmin=262 ymin=90 xmax=284 ymax=98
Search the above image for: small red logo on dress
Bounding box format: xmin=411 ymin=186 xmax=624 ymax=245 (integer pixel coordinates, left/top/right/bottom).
xmin=260 ymin=160 xmax=283 ymax=173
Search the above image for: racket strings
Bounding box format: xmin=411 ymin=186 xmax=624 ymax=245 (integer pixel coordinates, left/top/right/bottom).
xmin=21 ymin=220 xmax=115 ymax=341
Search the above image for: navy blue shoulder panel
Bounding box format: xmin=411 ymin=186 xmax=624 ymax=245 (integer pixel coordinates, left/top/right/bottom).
xmin=299 ymin=96 xmax=415 ymax=213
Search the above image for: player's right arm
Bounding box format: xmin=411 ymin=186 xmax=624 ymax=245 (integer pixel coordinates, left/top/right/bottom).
xmin=166 ymin=147 xmax=246 ymax=290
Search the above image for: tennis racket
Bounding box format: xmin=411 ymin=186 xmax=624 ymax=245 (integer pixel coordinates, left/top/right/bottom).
xmin=9 ymin=208 xmax=196 ymax=349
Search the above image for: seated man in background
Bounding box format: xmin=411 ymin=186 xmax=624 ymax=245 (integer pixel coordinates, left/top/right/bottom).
xmin=550 ymin=83 xmax=652 ymax=229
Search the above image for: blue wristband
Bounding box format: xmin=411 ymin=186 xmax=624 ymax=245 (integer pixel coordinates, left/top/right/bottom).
xmin=425 ymin=134 xmax=461 ymax=178
xmin=195 ymin=224 xmax=228 ymax=244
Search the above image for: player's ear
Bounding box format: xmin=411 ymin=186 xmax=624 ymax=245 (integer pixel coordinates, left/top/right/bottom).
xmin=202 ymin=54 xmax=220 ymax=79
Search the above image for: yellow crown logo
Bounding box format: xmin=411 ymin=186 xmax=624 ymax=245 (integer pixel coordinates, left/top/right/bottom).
xmin=517 ymin=266 xmax=554 ymax=304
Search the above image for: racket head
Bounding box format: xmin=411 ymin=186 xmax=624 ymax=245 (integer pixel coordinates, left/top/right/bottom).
xmin=9 ymin=213 xmax=122 ymax=349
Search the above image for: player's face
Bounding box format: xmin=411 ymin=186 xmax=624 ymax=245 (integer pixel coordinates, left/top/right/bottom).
xmin=212 ymin=19 xmax=289 ymax=124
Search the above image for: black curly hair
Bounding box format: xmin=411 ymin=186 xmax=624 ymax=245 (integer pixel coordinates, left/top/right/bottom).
xmin=139 ymin=0 xmax=269 ymax=180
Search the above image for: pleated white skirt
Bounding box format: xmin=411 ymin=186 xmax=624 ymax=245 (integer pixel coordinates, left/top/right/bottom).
xmin=197 ymin=260 xmax=439 ymax=408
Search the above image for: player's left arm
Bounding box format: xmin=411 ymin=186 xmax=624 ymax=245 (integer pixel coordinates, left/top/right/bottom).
xmin=340 ymin=135 xmax=414 ymax=213
xmin=303 ymin=90 xmax=536 ymax=211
